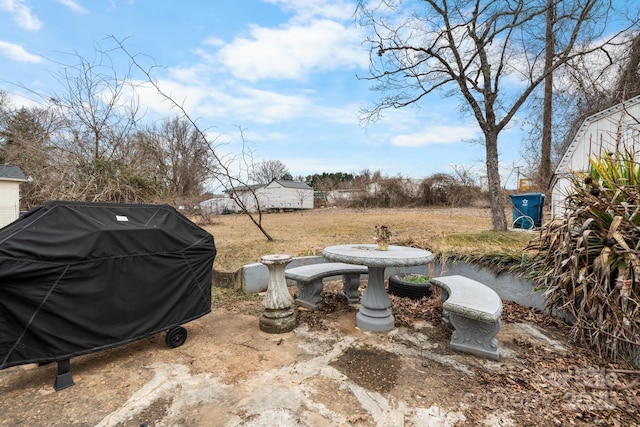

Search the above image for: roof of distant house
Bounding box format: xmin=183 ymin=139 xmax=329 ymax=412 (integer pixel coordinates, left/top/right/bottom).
xmin=227 ymin=179 xmax=312 ymax=193
xmin=0 ymin=165 xmax=27 ymax=182
xmin=270 ymin=179 xmax=313 ymax=190
xmin=225 ymin=183 xmax=264 ymax=193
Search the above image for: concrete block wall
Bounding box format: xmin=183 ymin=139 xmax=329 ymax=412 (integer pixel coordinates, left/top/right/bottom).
xmin=239 ymin=256 xmax=546 ymax=313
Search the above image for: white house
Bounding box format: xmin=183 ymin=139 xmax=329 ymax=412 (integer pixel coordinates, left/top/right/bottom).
xmin=224 ymin=180 xmax=314 ymax=212
xmin=0 ymin=165 xmax=27 ymax=228
xmin=550 ymin=95 xmax=640 ymax=218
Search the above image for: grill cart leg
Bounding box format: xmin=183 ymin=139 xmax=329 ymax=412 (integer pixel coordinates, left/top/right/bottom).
xmin=54 ymin=358 xmax=75 ymax=391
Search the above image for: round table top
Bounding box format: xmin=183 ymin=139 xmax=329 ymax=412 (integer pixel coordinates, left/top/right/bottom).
xmin=260 ymin=254 xmax=292 ymax=265
xmin=322 ymin=244 xmax=433 ymax=268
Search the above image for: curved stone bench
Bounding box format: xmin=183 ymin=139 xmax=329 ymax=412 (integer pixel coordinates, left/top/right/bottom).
xmin=430 ymin=275 xmax=503 ymax=361
xmin=285 ymin=263 xmax=368 ymax=310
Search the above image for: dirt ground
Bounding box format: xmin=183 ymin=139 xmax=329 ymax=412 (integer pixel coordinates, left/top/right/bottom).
xmin=1 ymin=282 xmax=638 ymax=427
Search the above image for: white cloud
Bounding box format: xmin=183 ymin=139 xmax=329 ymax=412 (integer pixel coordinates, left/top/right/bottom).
xmin=0 ymin=40 xmax=41 ymax=62
xmin=392 ymin=126 xmax=478 ymax=147
xmin=56 ymin=0 xmax=88 ymax=14
xmin=217 ymin=19 xmax=366 ymax=81
xmin=242 ymin=130 xmax=287 ymax=143
xmin=0 ymin=0 xmax=42 ymax=30
xmin=221 ymin=86 xmax=316 ymax=123
xmin=130 ymin=75 xmax=314 ymax=126
xmin=265 ymin=0 xmax=356 ymax=21
xmin=203 ymin=36 xmax=225 ymax=48
xmin=129 ymin=78 xmax=211 ymax=121
xmin=5 ymin=90 xmax=43 ymax=109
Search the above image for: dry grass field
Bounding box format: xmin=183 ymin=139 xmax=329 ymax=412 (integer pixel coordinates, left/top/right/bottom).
xmin=200 ymin=207 xmax=534 ymax=272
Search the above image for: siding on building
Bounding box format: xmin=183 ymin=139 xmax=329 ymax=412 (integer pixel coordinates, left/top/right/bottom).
xmin=550 ymin=95 xmax=640 ymax=218
xmin=220 ymin=180 xmax=314 ymax=212
xmin=0 ymin=166 xmax=27 ymax=228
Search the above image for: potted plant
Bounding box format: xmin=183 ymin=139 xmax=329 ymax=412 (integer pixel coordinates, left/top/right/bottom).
xmin=388 ymin=273 xmax=432 ymax=299
xmin=373 ymin=224 xmax=391 ymax=250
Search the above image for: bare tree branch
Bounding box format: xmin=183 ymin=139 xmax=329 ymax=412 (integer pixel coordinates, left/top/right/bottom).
xmin=356 ymin=0 xmax=639 ymax=230
xmin=110 ymin=35 xmax=274 ymax=240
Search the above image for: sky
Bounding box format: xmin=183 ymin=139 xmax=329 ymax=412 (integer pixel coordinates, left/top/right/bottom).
xmin=0 ymin=0 xmax=543 ymax=189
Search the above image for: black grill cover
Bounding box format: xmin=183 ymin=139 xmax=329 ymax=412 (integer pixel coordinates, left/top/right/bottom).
xmin=0 ymin=201 xmax=216 ymax=369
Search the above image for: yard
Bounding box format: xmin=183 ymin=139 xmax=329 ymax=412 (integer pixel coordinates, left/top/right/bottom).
xmin=0 ymin=207 xmax=638 ymax=426
xmin=203 ymin=207 xmax=529 ymax=272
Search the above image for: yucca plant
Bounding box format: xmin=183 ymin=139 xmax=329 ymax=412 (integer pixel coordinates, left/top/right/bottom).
xmin=528 ymin=149 xmax=640 ymax=364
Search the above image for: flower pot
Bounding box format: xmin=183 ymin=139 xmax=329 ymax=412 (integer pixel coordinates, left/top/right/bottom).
xmin=376 ymin=241 xmax=389 ymax=251
xmin=388 ymin=273 xmax=432 ymax=299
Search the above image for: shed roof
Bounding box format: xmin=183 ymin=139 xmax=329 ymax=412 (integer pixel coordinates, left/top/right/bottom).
xmin=227 ymin=180 xmax=312 ymax=193
xmin=225 ymin=183 xmax=264 ymax=194
xmin=270 ymin=179 xmax=313 ymax=190
xmin=0 ymin=165 xmax=27 ymax=182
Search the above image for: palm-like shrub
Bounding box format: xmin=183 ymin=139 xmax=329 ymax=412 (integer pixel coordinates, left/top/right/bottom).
xmin=528 ymin=150 xmax=640 ymax=364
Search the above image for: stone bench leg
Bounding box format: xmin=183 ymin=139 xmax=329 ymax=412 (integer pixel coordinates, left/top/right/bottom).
xmin=439 ymin=288 xmax=453 ymax=329
xmin=448 ymin=313 xmax=501 ymax=361
xmin=295 ymin=279 xmax=324 ymax=310
xmin=341 ymin=273 xmax=361 ymax=304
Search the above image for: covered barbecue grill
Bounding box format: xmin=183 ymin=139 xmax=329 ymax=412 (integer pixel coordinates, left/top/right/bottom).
xmin=0 ymin=201 xmax=216 ymax=390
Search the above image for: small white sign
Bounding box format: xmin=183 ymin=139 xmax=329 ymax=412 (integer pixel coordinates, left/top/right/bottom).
xmin=116 ymin=215 xmax=129 ymax=222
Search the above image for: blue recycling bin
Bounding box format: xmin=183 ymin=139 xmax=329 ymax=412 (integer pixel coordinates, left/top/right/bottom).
xmin=509 ymin=193 xmax=545 ymax=229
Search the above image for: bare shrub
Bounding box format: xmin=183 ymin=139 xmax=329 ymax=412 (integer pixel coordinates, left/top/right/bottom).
xmin=419 ymin=174 xmax=484 ymax=207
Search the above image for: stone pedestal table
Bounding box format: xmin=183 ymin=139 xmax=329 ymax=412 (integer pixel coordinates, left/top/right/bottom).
xmin=322 ymin=244 xmax=433 ymax=332
xmin=259 ymin=254 xmax=297 ymax=333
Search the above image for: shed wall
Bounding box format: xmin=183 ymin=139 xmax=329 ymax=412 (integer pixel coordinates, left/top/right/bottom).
xmin=0 ymin=181 xmax=21 ymax=228
xmin=551 ymin=97 xmax=640 ymax=217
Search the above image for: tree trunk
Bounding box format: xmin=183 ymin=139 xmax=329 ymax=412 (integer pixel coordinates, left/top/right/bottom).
xmin=485 ymin=131 xmax=507 ymax=231
xmin=540 ymin=0 xmax=554 ymax=190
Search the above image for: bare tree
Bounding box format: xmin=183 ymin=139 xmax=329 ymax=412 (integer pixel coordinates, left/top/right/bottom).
xmin=0 ymin=104 xmax=70 ymax=208
xmin=5 ymin=51 xmax=188 ymax=205
xmin=613 ymin=33 xmax=640 ymax=102
xmin=295 ymin=189 xmax=312 ymax=214
xmin=50 ymin=50 xmax=139 ymax=163
xmin=40 ymin=50 xmax=164 ymax=203
xmin=147 ymin=116 xmax=211 ymax=199
xmin=249 ymin=159 xmax=291 ymax=184
xmin=524 ymin=30 xmax=640 ymax=181
xmin=112 ymin=36 xmax=275 ymax=240
xmin=357 ymin=0 xmax=638 ymax=230
xmin=450 ymin=164 xmax=479 ymax=187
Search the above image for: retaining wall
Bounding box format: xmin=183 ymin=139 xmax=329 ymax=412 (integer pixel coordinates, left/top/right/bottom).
xmin=234 ymin=256 xmax=544 ymax=310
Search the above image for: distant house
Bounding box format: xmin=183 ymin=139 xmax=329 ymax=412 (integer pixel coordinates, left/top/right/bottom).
xmin=223 ymin=179 xmax=314 ymax=212
xmin=550 ymin=95 xmax=640 ymax=218
xmin=0 ymin=165 xmax=28 ymax=228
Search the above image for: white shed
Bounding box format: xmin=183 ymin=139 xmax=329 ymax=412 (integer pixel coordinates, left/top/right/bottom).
xmin=550 ymin=95 xmax=640 ymax=218
xmin=259 ymin=180 xmax=314 ymax=210
xmin=225 ymin=180 xmax=314 ymax=212
xmin=0 ymin=165 xmax=27 ymax=228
